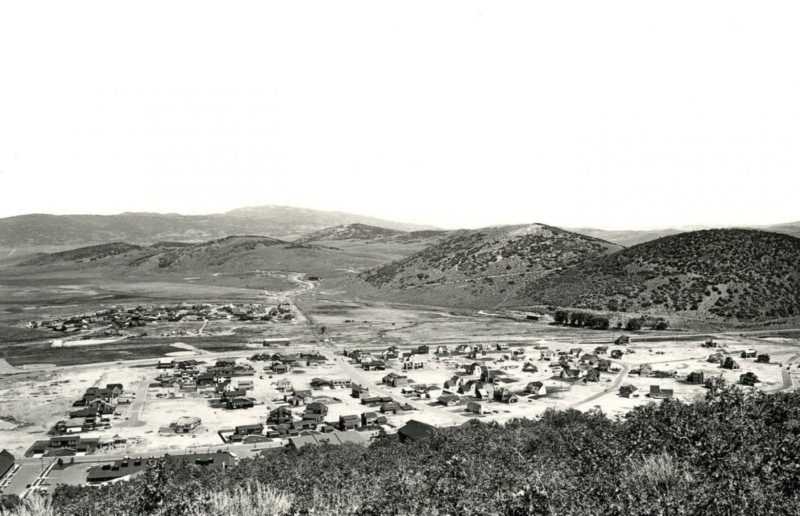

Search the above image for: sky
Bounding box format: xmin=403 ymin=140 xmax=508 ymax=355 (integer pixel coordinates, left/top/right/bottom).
xmin=0 ymin=1 xmax=798 ymax=231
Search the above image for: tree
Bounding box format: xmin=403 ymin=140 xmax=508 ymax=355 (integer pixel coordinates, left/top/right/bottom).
xmin=625 ymin=318 xmax=643 ymax=331
xmin=554 ymin=310 xmax=570 ymax=325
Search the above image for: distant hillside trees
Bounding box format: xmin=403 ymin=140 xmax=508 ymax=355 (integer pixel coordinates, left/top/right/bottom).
xmin=553 ymin=309 xmax=609 ymax=330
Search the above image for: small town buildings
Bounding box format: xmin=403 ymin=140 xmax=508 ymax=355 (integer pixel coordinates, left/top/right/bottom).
xmin=288 ymin=430 xmax=367 ymax=450
xmin=225 ymin=397 xmax=254 ymax=410
xmin=741 ymin=349 xmax=757 ymax=359
xmin=352 ymin=383 xmax=370 ymax=399
xmin=525 ymin=381 xmax=547 ymax=396
xmin=756 ymin=354 xmax=770 ymax=363
xmin=569 ymin=347 xmax=583 ymax=356
xmin=740 ymin=372 xmax=760 ymax=386
xmin=707 ymin=353 xmax=725 ymax=364
xmin=361 ymin=412 xmax=387 ymax=427
xmin=702 ymin=338 xmax=718 ymax=348
xmin=619 ymin=385 xmax=638 ymax=398
xmin=382 ymin=373 xmax=409 ymax=387
xmin=417 ymin=345 xmax=430 ymax=354
xmin=402 ymin=360 xmax=424 ymax=370
xmin=594 ymin=346 xmax=608 ymax=355
xmin=438 ymin=394 xmax=460 ymax=407
xmin=398 ymin=420 xmax=435 ymax=443
xmin=610 ymin=349 xmax=624 ymax=359
xmin=171 ymin=416 xmax=201 ymax=433
xmin=539 ymin=349 xmax=555 ymax=361
xmin=338 ymin=414 xmax=362 ymax=431
xmin=649 ymin=385 xmax=674 ymax=400
xmin=615 ymin=335 xmax=630 ymax=345
xmin=522 ymin=362 xmax=538 ymax=373
xmin=721 ymin=357 xmax=741 ymax=370
xmin=686 ymin=371 xmax=705 ymax=384
xmin=493 ymin=388 xmax=519 ymax=403
xmin=362 ymin=360 xmax=386 ymax=371
xmin=467 ymin=401 xmax=485 ymax=414
xmin=0 ymin=450 xmax=16 ymax=482
xmin=268 ymin=406 xmax=294 ymax=425
xmin=234 ymin=424 xmax=264 ymax=436
xmin=638 ymin=364 xmax=654 ymax=377
xmin=583 ymin=368 xmax=600 ymax=382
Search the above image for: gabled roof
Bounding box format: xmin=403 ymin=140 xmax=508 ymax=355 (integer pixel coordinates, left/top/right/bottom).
xmin=0 ymin=449 xmax=14 ymax=477
xmin=398 ymin=420 xmax=436 ymax=442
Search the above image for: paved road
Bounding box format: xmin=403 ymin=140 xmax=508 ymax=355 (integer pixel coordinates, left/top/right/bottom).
xmin=777 ymin=352 xmax=800 ymax=392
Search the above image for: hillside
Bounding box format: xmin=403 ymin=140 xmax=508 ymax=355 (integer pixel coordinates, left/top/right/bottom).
xmin=358 ymin=224 xmax=622 ymax=307
xmin=572 ymin=222 xmax=800 ymax=246
xmin=9 ymin=235 xmax=402 ymax=281
xmin=523 ymin=229 xmax=800 ymax=320
xmin=294 ymin=223 xmax=406 ymax=243
xmin=0 ymin=206 xmax=436 ymax=247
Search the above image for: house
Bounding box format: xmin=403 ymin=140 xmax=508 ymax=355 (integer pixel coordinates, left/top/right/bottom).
xmin=288 ymin=430 xmax=367 ymax=450
xmin=569 ymin=347 xmax=583 ymax=356
xmin=539 ymin=349 xmax=555 ymax=361
xmin=225 ymin=397 xmax=254 ymax=410
xmin=649 ymin=385 xmax=674 ymax=400
xmin=25 ymin=437 xmax=100 ymax=457
xmin=438 ymin=394 xmax=460 ymax=406
xmin=268 ymin=406 xmax=294 ymax=425
xmin=382 ymin=373 xmax=409 ymax=387
xmin=338 ymin=414 xmax=362 ymax=431
xmin=686 ymin=371 xmax=705 ymax=384
xmin=87 ymin=457 xmax=151 ymax=483
xmin=398 ymin=420 xmax=435 ymax=442
xmin=702 ymin=339 xmax=718 ymax=348
xmin=234 ymin=424 xmax=264 ymax=436
xmin=402 ymin=360 xmax=424 ymax=370
xmin=380 ymin=401 xmax=403 ymax=414
xmin=740 ymin=372 xmax=760 ymax=386
xmin=480 ymin=367 xmax=504 ymax=384
xmin=741 ymin=349 xmax=757 ymax=359
xmin=417 ymin=345 xmax=430 ymax=354
xmin=467 ymin=401 xmax=484 ymax=414
xmin=756 ymin=354 xmax=770 ymax=363
xmin=331 ymin=378 xmax=352 ymax=388
xmin=594 ymin=346 xmax=608 ymax=355
xmin=619 ymin=385 xmax=638 ymax=398
xmin=493 ymin=388 xmax=518 ymax=403
xmin=596 ymin=359 xmax=612 ymax=372
xmin=615 ymin=335 xmax=630 ymax=345
xmin=444 ymin=376 xmax=464 ymax=390
xmin=707 ymin=353 xmax=725 ymax=364
xmin=638 ymin=364 xmax=654 ymax=377
xmin=0 ymin=450 xmax=15 ymax=482
xmin=362 ymin=360 xmax=386 ymax=371
xmin=560 ymin=368 xmax=583 ymax=381
xmin=271 ymin=362 xmax=290 ymax=374
xmin=721 ymin=357 xmax=741 ymax=370
xmin=583 ymin=368 xmax=600 ymax=382
xmin=171 ymin=416 xmax=201 ymax=433
xmin=274 ymin=379 xmax=293 ymax=392
xmin=653 ymin=370 xmax=675 ymax=379
xmin=305 ymin=402 xmax=328 ymax=417
xmin=525 ymin=381 xmax=547 ymax=396
xmin=352 ymin=383 xmax=370 ymax=399
xmin=106 ymin=384 xmax=124 ymax=397
xmin=610 ymin=349 xmax=624 ymax=359
xmin=522 ymin=362 xmax=538 ymax=373
xmin=361 ymin=412 xmax=387 ymax=426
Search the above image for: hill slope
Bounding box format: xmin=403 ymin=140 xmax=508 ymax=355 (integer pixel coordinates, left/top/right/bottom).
xmin=357 ymin=224 xmax=622 ymax=307
xmin=0 ymin=206 xmax=436 ymax=247
xmin=522 ymin=229 xmax=800 ymax=320
xmin=571 ymin=222 xmax=800 ymax=246
xmin=295 ymin=223 xmax=406 ymax=243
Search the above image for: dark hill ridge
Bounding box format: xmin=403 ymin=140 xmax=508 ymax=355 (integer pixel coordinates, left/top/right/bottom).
xmin=357 ymin=224 xmax=623 ymax=307
xmin=523 ymin=228 xmax=800 ymax=320
xmin=0 ymin=206 xmax=436 ymax=247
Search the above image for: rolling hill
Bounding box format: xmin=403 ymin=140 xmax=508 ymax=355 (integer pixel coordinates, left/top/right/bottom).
xmin=0 ymin=206 xmax=436 ymax=248
xmin=521 ymin=229 xmax=800 ymax=320
xmin=571 ymin=222 xmax=800 ymax=246
xmin=295 ymin=223 xmax=406 ymax=243
xmin=356 ymin=223 xmax=622 ymax=307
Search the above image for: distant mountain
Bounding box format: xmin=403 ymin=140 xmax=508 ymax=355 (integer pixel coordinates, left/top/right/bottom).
xmin=0 ymin=206 xmax=437 ymax=247
xmin=571 ymin=222 xmax=800 ymax=246
xmin=358 ymin=223 xmax=622 ymax=307
xmin=522 ymin=229 xmax=800 ymax=320
xmin=569 ymin=228 xmax=685 ymax=247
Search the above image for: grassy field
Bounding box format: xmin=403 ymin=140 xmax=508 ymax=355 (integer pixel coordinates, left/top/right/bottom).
xmin=1 ymin=340 xmax=188 ymax=367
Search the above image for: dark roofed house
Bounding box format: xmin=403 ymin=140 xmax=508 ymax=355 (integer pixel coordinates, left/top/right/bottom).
xmin=610 ymin=349 xmax=624 ymax=359
xmin=87 ymin=457 xmax=151 ymax=483
xmin=619 ymin=385 xmax=638 ymax=398
xmin=268 ymin=406 xmax=294 ymax=425
xmin=0 ymin=449 xmax=15 ymax=481
xmin=234 ymin=424 xmax=264 ymax=436
xmin=686 ymin=371 xmax=705 ymax=384
xmin=740 ymin=372 xmax=760 ymax=386
xmin=649 ymin=385 xmax=674 ymax=400
xmin=398 ymin=420 xmax=435 ymax=443
xmin=338 ymin=414 xmax=361 ymax=431
xmin=615 ymin=335 xmax=630 ymax=345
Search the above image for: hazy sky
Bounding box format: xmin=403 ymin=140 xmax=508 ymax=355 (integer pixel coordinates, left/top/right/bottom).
xmin=1 ymin=1 xmax=798 ymax=230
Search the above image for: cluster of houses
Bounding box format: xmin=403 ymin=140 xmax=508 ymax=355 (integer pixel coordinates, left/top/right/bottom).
xmin=251 ymin=352 xmax=328 ymax=374
xmin=27 ymin=302 xmax=296 ymax=335
xmin=53 ymin=384 xmax=127 ymax=435
xmin=86 ymin=451 xmax=236 ymax=483
xmin=154 ymin=359 xmax=258 ymax=409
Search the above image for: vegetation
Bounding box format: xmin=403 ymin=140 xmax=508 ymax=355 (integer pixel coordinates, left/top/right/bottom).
xmin=525 ymin=229 xmax=800 ymax=320
xmin=553 ymin=309 xmax=610 ymax=330
xmin=1 ymin=385 xmax=794 ymax=515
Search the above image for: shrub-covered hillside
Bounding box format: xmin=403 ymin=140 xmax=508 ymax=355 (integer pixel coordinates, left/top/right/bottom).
xmin=524 ymin=229 xmax=800 ymax=320
xmin=7 ymin=385 xmax=796 ymax=516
